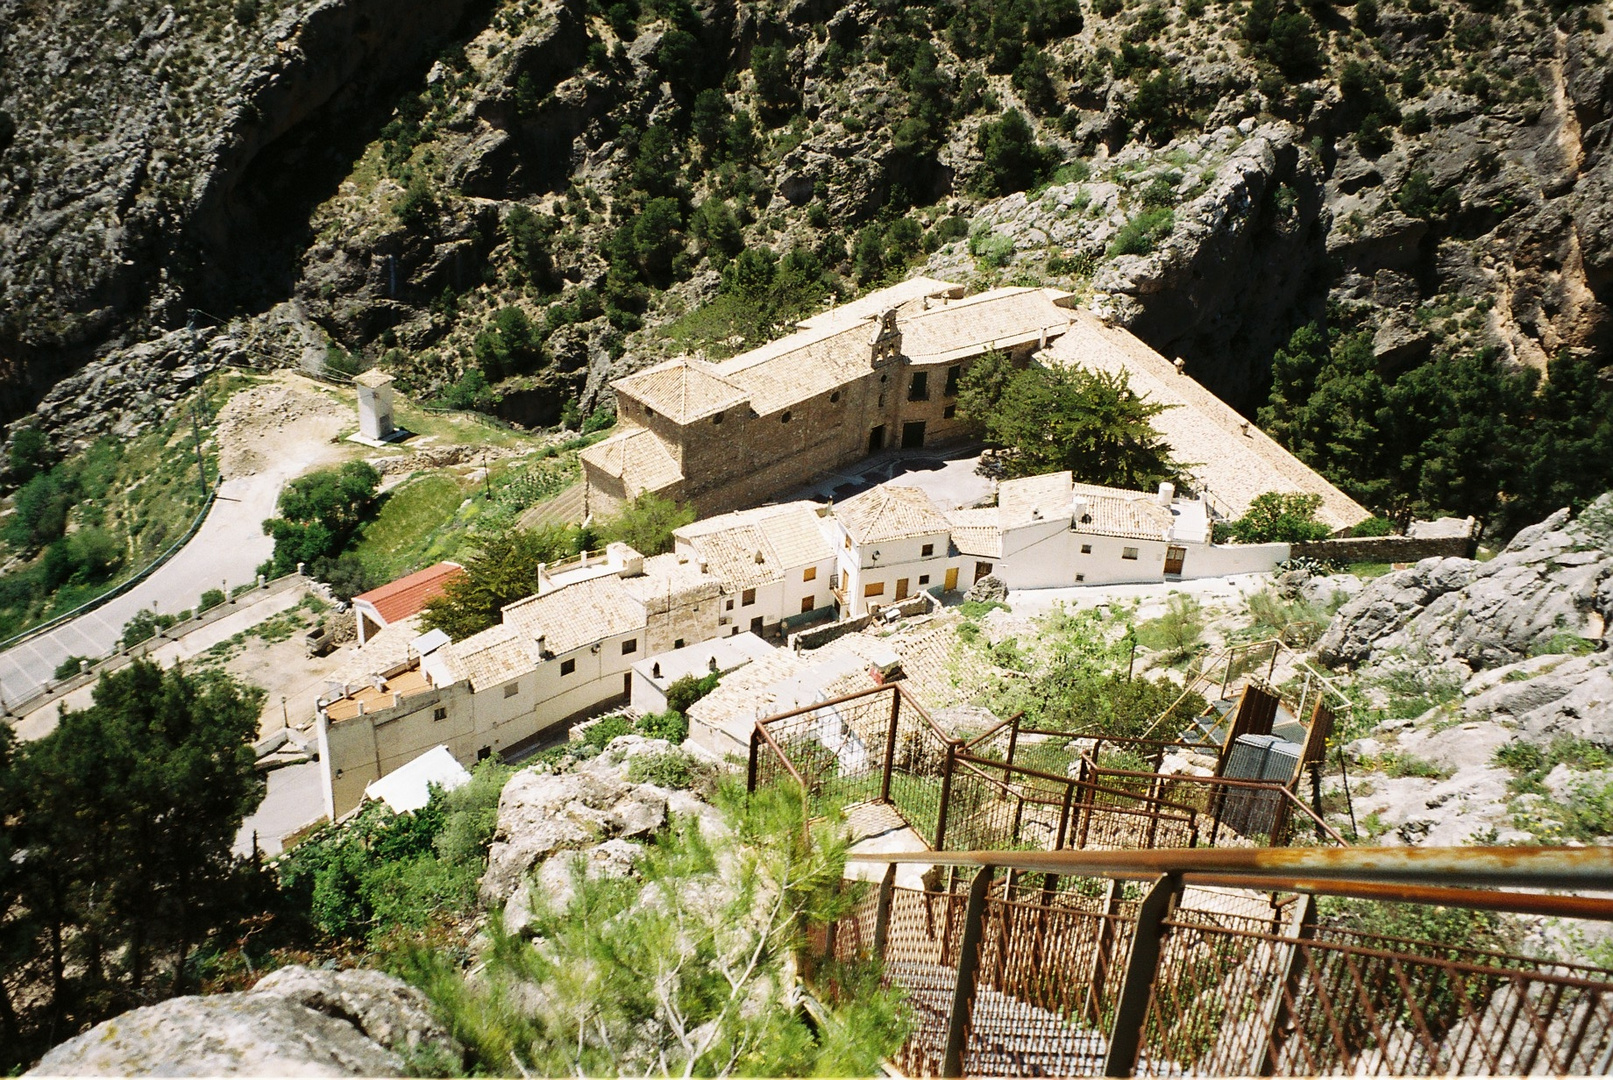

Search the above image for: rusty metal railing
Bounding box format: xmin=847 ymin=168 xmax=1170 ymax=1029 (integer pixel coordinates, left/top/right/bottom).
xmin=826 ymin=846 xmax=1613 ymax=1078
xmin=747 ymin=683 xmax=1343 ymax=853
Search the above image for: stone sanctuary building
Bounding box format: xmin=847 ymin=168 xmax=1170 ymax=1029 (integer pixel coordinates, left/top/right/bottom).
xmin=581 ymin=277 xmax=1369 ymax=533
xmin=581 ymin=278 xmax=1077 ymax=517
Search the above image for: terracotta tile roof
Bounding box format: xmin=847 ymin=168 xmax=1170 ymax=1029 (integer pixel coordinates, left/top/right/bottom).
xmin=998 ymin=471 xmax=1078 ymax=530
xmin=335 ymin=615 xmax=426 ymax=682
xmin=1069 ymin=482 xmax=1175 ymax=542
xmin=1047 ymin=311 xmax=1369 ymax=531
xmin=675 ymin=501 xmax=832 ymax=590
xmin=755 ymin=503 xmax=834 ymax=568
xmin=836 ymin=485 xmax=951 ymax=545
xmin=794 ymin=277 xmax=964 ymax=330
xmin=900 ymin=288 xmax=1075 ymax=364
xmin=611 ymin=358 xmax=749 ymax=423
xmin=354 ymin=563 xmax=464 ymax=625
xmin=578 ymin=427 xmax=684 ymax=495
xmin=444 ymin=624 xmax=537 ymax=692
xmin=501 ymin=574 xmax=647 ymax=656
xmin=944 ymin=507 xmax=1002 ymax=558
xmin=716 ymin=321 xmax=876 ymax=416
xmin=680 ymin=522 xmax=781 ymax=591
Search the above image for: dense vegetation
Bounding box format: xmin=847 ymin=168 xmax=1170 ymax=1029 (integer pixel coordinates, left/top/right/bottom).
xmin=402 ymin=782 xmax=907 ymax=1076
xmin=420 ymin=492 xmax=694 ymax=641
xmin=0 ymin=377 xmax=235 ymax=641
xmin=958 ymin=352 xmax=1181 ymax=488
xmin=0 ymin=662 xmax=266 ymax=1069
xmin=1261 ymin=323 xmax=1613 ymax=535
xmin=260 ymin=461 xmax=384 ymax=579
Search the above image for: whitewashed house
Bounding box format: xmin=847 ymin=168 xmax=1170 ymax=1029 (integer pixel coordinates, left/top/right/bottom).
xmin=672 ymin=501 xmax=839 ymax=637
xmin=828 ymin=485 xmax=992 ymax=616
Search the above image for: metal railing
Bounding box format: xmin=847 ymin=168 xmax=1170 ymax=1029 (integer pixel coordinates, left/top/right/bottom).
xmin=823 ymin=846 xmax=1613 ymax=1077
xmin=748 ymin=683 xmax=1341 ymax=853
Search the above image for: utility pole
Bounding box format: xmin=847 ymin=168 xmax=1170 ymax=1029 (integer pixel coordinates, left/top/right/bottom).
xmin=190 ymin=403 xmax=208 ymax=497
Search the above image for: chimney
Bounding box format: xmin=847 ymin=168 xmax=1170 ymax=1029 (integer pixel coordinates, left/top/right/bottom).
xmin=536 ymin=634 xmax=548 ymax=657
xmin=1070 ymin=495 xmax=1089 ymax=525
xmin=1157 ymin=481 xmax=1175 ymax=506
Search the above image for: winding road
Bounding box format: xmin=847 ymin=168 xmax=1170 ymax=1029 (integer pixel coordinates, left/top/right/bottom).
xmin=0 ymin=469 xmax=286 ymax=706
xmin=0 ymin=374 xmax=355 ymax=708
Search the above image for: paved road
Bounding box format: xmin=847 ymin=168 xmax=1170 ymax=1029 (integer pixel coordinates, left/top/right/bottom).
xmin=0 ymin=467 xmax=289 ymax=705
xmin=235 ymin=761 xmax=325 ymax=857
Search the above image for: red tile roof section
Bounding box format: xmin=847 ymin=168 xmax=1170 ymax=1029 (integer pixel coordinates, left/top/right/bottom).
xmin=355 ymin=562 xmax=465 ymax=624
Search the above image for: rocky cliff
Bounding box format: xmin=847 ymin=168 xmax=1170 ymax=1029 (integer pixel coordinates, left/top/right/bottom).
xmin=2 ymin=0 xmax=1610 ymax=467
xmin=1315 ymin=494 xmax=1612 ymax=847
xmin=0 ymin=0 xmax=483 ymax=416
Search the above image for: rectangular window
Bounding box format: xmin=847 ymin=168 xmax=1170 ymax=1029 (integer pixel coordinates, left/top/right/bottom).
xmin=726 ymin=598 xmax=735 ymax=610
xmin=943 ymin=404 xmax=957 ymax=419
xmin=1076 ymin=573 xmax=1086 ymax=582
xmin=801 ymin=595 xmax=814 ymax=613
xmin=945 ymin=365 xmax=961 ymax=396
xmin=921 ymin=543 xmax=935 ymax=557
xmin=1081 ymin=544 xmax=1092 ymax=554
xmin=561 ymin=658 xmax=576 ymax=676
xmin=843 ymin=534 xmax=852 ymax=549
xmin=674 ymin=638 xmax=685 ymax=649
xmin=503 ymin=683 xmax=519 ymax=698
xmin=742 ymin=588 xmax=756 ymax=606
xmin=1122 ymin=547 xmax=1139 ymax=560
xmin=908 ymin=371 xmax=929 ymax=401
xmin=864 ymin=581 xmax=885 ymax=597
xmin=622 ymin=638 xmax=638 ymax=654
xmin=433 ymin=706 xmax=448 ymax=722
xmin=803 ymin=566 xmax=817 ymax=582
xmin=918 ymin=574 xmax=930 ymax=585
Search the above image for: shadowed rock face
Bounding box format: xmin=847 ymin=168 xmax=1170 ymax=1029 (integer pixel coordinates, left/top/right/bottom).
xmin=26 ymin=965 xmax=459 ymax=1077
xmin=0 ymin=0 xmax=483 ymax=417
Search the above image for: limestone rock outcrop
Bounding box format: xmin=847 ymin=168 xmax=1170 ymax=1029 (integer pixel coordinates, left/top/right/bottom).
xmin=1319 ymin=495 xmax=1613 ymax=671
xmin=480 ymin=735 xmax=715 ymax=907
xmin=27 ymin=966 xmax=457 ymax=1077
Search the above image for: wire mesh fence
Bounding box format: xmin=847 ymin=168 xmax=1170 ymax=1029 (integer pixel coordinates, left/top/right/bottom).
xmin=1136 ymin=898 xmax=1613 ymax=1076
xmin=813 ymin=863 xmax=1613 ymax=1079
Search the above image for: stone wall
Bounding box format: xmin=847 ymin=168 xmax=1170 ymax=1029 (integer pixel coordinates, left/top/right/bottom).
xmin=1290 ymin=530 xmax=1477 ymax=565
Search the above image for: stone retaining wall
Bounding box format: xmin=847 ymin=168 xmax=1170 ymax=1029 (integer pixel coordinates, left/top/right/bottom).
xmin=1290 ymin=530 xmax=1477 ymax=565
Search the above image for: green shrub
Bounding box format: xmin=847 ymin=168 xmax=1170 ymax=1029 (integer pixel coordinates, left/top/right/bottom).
xmin=1108 ymin=207 xmax=1174 ymax=255
xmin=54 ymin=655 xmax=87 ymax=680
xmin=628 ymin=751 xmax=699 ymax=789
xmin=1221 ymin=492 xmax=1332 ymax=543
xmin=959 ymin=599 xmax=1011 ymax=618
xmin=198 ymin=588 xmax=227 ymax=612
xmin=1349 ymin=515 xmax=1395 ymax=538
xmin=636 ymin=710 xmax=689 ymax=743
xmin=577 ymin=713 xmax=634 ymax=751
xmin=664 ymin=672 xmax=720 ymax=714
xmin=1134 ymin=594 xmax=1205 ymax=661
xmin=120 ymin=609 xmax=178 ymax=649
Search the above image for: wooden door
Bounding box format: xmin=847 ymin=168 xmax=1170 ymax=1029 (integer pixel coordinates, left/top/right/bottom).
xmin=1164 ymin=545 xmax=1187 ymax=575
xmin=895 ymin=578 xmax=910 ymax=600
xmin=944 ymin=567 xmax=959 ymax=592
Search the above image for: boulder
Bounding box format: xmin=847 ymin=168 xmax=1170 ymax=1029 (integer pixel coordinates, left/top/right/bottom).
xmin=28 ymin=994 xmax=405 ymax=1077
xmin=480 ymin=768 xmax=627 ymax=904
xmin=250 ymin=965 xmax=457 ymax=1058
xmin=965 ymin=575 xmax=1008 ymax=604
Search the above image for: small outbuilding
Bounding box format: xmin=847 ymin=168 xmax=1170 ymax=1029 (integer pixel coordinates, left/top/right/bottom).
xmin=354 ymin=369 xmax=397 ymax=442
xmin=352 ymin=562 xmax=465 ymax=646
